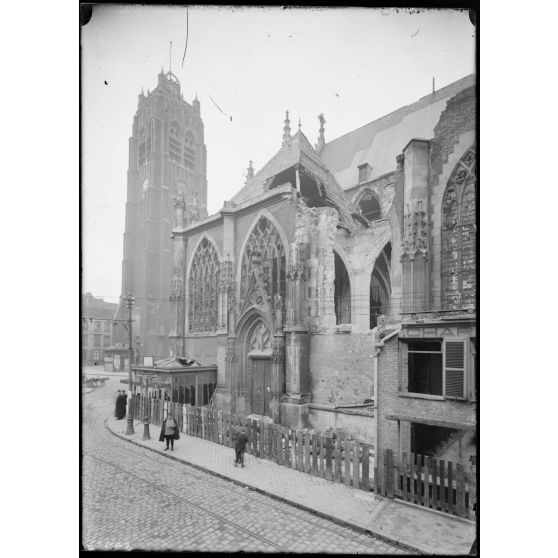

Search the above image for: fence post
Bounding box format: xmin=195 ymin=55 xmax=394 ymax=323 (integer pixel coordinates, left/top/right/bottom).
xmin=447 ymin=461 xmax=454 ymax=515
xmin=352 ymin=442 xmax=360 ymax=489
xmin=409 ymin=453 xmax=416 ymax=503
xmin=361 ymin=444 xmax=370 ymax=491
xmin=456 ymin=463 xmax=465 ymax=517
xmin=386 ymin=449 xmax=394 ymax=498
xmin=432 ymin=457 xmax=438 ymax=511
xmin=311 ymin=433 xmax=318 ymax=476
xmin=333 ymin=440 xmax=342 ymax=483
xmin=324 ymin=436 xmax=332 ymax=481
xmin=468 ymin=458 xmax=477 ymax=520
xmin=422 ymin=456 xmax=430 ymax=508
xmin=318 ymin=436 xmax=325 ymax=478
xmin=343 ymin=440 xmax=351 ymax=486
xmin=401 ymin=452 xmax=408 ymax=501
xmin=304 ymin=432 xmax=311 ymax=474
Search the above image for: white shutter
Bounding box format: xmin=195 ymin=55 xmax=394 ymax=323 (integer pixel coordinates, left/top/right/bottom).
xmin=443 ymin=340 xmax=466 ymax=398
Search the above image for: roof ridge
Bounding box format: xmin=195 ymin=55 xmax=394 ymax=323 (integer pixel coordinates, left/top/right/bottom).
xmin=323 ymin=74 xmax=475 ymax=148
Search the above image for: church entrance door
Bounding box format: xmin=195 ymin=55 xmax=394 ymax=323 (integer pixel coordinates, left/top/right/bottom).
xmin=251 ymin=357 xmax=272 ymax=417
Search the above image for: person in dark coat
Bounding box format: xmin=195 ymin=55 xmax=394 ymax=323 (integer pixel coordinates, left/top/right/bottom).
xmin=232 ymin=427 xmax=248 ymax=467
xmin=115 ymin=390 xmax=127 ymax=420
xmin=159 ymin=412 xmax=180 ymax=451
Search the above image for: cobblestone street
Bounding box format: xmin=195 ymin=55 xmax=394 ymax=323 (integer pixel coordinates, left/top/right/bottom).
xmin=82 ymin=375 xmax=404 ymax=553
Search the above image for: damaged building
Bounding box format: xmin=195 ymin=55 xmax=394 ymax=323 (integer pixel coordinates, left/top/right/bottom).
xmin=133 ymin=70 xmax=475 ymax=462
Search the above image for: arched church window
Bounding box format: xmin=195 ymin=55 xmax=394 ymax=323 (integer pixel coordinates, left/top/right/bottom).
xmin=359 ymin=191 xmax=382 ymax=222
xmin=169 ymin=121 xmax=182 ymax=164
xmin=240 ymin=216 xmax=286 ymax=323
xmin=441 ymin=147 xmax=476 ymax=311
xmin=334 ymin=252 xmax=351 ymax=325
xmin=183 ymin=131 xmax=195 ymax=170
xmin=370 ymin=242 xmax=391 ymax=329
xmin=188 ymin=237 xmax=220 ymax=332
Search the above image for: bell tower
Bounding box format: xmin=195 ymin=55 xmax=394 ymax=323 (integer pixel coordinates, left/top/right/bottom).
xmin=118 ymin=68 xmax=208 ymax=360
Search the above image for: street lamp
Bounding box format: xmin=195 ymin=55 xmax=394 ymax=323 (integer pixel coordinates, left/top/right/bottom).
xmin=125 ymin=293 xmax=135 ymax=435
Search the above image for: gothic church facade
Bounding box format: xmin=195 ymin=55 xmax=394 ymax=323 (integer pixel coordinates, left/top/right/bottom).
xmin=168 ymin=73 xmax=476 ymax=456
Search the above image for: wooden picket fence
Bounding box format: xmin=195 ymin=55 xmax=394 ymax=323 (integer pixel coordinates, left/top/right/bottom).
xmin=129 ymin=396 xmax=375 ymax=492
xmin=375 ymin=448 xmax=477 ymax=520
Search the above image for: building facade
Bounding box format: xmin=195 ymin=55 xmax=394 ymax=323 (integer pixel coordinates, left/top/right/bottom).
xmin=166 ymin=74 xmax=476 ymax=454
xmin=82 ymin=292 xmax=118 ymax=365
xmin=115 ymin=69 xmax=208 ymax=360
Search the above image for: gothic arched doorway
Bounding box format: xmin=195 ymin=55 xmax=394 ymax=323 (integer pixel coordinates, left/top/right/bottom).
xmin=248 ymin=321 xmax=273 ymax=417
xmin=235 ymin=309 xmax=283 ymax=419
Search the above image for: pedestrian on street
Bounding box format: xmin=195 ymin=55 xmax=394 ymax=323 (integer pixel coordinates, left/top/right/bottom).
xmin=159 ymin=412 xmax=179 ymax=451
xmin=232 ymin=426 xmax=248 ymax=467
xmin=115 ymin=390 xmax=127 ymax=420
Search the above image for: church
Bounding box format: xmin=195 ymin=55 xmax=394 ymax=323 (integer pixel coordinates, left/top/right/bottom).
xmin=125 ymin=69 xmax=476 ymax=461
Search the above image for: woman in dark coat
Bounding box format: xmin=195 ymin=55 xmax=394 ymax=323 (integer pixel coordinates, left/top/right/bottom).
xmin=115 ymin=390 xmax=127 ymax=420
xmin=159 ymin=412 xmax=180 ymax=451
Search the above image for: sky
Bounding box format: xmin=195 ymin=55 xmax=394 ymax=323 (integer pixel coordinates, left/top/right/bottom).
xmin=81 ymin=5 xmax=475 ymax=303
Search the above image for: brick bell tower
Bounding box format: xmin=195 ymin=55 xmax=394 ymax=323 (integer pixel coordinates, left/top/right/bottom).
xmin=117 ymin=68 xmax=208 ymax=361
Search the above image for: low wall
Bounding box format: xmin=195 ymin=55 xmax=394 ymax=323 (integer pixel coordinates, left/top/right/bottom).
xmin=307 ymin=405 xmax=375 ymax=446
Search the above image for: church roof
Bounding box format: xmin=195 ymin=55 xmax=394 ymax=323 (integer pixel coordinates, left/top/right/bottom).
xmin=320 ymin=74 xmax=475 ymax=189
xmin=230 ymin=130 xmax=364 ymax=230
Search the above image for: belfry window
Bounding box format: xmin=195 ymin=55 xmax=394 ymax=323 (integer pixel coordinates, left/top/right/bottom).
xmin=169 ymin=123 xmax=182 ymax=164
xmin=188 ymin=238 xmax=220 ymax=332
xmin=441 ymin=147 xmax=476 ymax=311
xmin=370 ymin=242 xmax=391 ymax=328
xmin=359 ymin=190 xmax=382 ymax=222
xmin=240 ymin=216 xmax=286 ymax=324
xmin=183 ymin=132 xmax=196 ymax=170
xmin=334 ymin=252 xmax=351 ymax=325
xmin=138 ymin=128 xmax=147 ymax=166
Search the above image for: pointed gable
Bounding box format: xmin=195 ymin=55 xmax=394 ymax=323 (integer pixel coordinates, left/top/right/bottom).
xmin=231 ymin=130 xmax=365 ymax=231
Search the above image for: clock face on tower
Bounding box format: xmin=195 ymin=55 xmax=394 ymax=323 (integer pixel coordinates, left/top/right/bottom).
xmin=142 ymin=178 xmax=150 ymax=193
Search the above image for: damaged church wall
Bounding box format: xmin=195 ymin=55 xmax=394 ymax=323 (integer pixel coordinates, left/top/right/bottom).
xmin=428 ymin=86 xmax=476 ymax=310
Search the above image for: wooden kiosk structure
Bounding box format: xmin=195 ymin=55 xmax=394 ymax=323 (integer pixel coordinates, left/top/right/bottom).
xmin=126 ymin=356 xmax=217 ymax=407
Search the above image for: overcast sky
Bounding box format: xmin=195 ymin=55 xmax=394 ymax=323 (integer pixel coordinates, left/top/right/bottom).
xmin=81 ymin=5 xmax=475 ymax=303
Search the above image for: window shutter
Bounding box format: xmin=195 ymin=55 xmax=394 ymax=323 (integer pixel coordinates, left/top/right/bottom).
xmin=444 ymin=340 xmax=466 ymax=398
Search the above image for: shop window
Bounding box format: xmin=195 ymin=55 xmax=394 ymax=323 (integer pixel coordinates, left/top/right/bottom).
xmin=407 ymin=339 xmax=469 ymax=399
xmin=408 ymin=341 xmax=443 ymax=395
xmin=334 ymin=251 xmax=351 ymax=325
xmin=93 ymin=350 xmax=100 ymax=361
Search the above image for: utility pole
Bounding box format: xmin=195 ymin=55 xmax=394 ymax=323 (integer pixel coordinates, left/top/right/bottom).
xmin=125 ymin=293 xmax=135 ymax=435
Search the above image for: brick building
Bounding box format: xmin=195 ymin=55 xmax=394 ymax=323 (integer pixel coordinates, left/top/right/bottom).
xmin=166 ymin=72 xmax=476 ymax=448
xmin=82 ymin=292 xmax=118 ymax=365
xmin=115 ymin=69 xmax=208 ymax=360
xmin=375 ymin=81 xmax=476 ymax=465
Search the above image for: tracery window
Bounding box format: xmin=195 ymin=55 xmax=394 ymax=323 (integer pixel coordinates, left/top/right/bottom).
xmin=370 ymin=242 xmax=391 ymax=328
xmin=240 ymin=216 xmax=286 ymax=321
xmin=169 ymin=122 xmax=182 ymax=164
xmin=358 ymin=190 xmax=382 ymax=222
xmin=441 ymin=147 xmax=476 ymax=311
xmin=188 ymin=238 xmax=220 ymax=332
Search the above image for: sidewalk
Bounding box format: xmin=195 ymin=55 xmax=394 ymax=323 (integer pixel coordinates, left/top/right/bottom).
xmin=107 ymin=417 xmax=476 ymax=555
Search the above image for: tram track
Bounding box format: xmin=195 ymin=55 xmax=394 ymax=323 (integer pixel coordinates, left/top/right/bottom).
xmin=82 ymin=382 xmax=404 ymax=553
xmin=83 ymin=452 xmax=289 ymax=552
